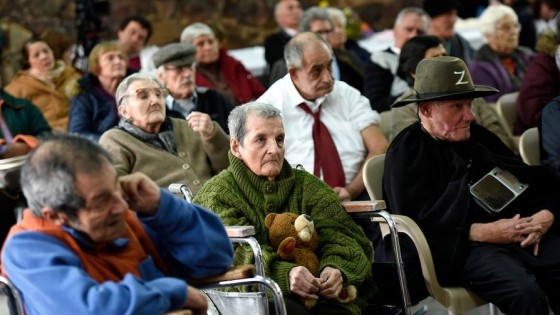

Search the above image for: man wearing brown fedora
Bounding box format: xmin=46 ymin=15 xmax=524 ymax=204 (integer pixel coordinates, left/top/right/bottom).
xmin=382 ymin=56 xmax=560 ymax=314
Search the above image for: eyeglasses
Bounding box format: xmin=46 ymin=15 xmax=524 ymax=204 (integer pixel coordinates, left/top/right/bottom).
xmin=164 ymin=64 xmax=196 ymax=72
xmin=119 ymin=87 xmax=168 ymax=105
xmin=314 ymin=28 xmax=333 ymax=36
xmin=496 ymin=22 xmax=521 ymax=32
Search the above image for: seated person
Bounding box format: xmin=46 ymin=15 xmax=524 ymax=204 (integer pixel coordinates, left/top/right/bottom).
xmin=1 ymin=134 xmax=234 ymax=315
xmin=540 ymin=95 xmax=560 ymax=176
xmin=100 ymin=73 xmax=229 ymax=195
xmin=193 ymin=102 xmax=375 ymax=315
xmin=5 ymin=39 xmax=81 ymax=131
xmin=0 ymin=88 xmax=51 ymax=244
xmin=469 ymin=4 xmax=534 ymax=103
xmin=180 ymin=23 xmax=265 ymax=105
xmin=153 ymin=42 xmax=234 ymax=133
xmin=385 ymin=56 xmax=560 ymax=314
xmin=68 ymin=42 xmax=130 ymax=141
xmin=391 ymin=35 xmax=513 ymax=148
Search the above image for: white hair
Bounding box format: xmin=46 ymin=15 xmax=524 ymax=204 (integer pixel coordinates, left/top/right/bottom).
xmin=479 ymin=4 xmax=518 ymax=35
xmin=180 ymin=23 xmax=215 ymax=44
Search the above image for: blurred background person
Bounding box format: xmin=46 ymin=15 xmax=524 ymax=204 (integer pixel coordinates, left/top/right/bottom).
xmin=180 ymin=22 xmax=265 ymax=106
xmin=264 ymin=0 xmax=303 ymax=71
xmin=5 ymin=39 xmax=80 ymax=131
xmin=515 ymin=19 xmax=560 ymax=134
xmin=534 ymin=0 xmax=560 ymax=35
xmin=423 ymin=0 xmax=474 ymax=64
xmin=500 ymin=0 xmax=538 ymax=50
xmin=100 ymin=73 xmax=229 ymax=195
xmin=391 ymin=35 xmax=513 ymax=149
xmin=469 ymin=4 xmax=534 ymax=103
xmin=153 ymin=42 xmax=234 ymax=133
xmin=68 ymin=42 xmax=129 ymax=141
xmin=364 ymin=7 xmax=431 ymax=112
xmin=116 ymin=15 xmax=158 ymax=74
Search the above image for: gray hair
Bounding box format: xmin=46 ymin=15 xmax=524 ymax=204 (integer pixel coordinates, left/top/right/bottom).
xmin=228 ymin=101 xmax=282 ymax=145
xmin=284 ymin=32 xmax=332 ymax=69
xmin=326 ymin=7 xmax=347 ymax=28
xmin=394 ymin=7 xmax=431 ymax=29
xmin=20 ymin=134 xmax=113 ymax=219
xmin=116 ymin=73 xmax=164 ymax=108
xmin=180 ymin=22 xmax=215 ymax=44
xmin=299 ymin=6 xmax=332 ymax=32
xmin=479 ymin=4 xmax=518 ymax=35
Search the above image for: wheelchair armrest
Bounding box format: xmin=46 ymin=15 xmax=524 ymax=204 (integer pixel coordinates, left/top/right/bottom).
xmin=188 ymin=265 xmax=255 ymax=286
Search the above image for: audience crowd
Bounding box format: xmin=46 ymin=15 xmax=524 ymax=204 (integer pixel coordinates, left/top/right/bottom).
xmin=1 ymin=0 xmax=559 ymax=314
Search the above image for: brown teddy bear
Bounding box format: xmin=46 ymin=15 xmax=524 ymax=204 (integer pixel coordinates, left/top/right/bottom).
xmin=264 ymin=212 xmax=357 ymax=309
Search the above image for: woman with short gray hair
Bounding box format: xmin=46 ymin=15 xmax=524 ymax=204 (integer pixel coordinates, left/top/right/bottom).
xmin=469 ymin=3 xmax=534 ymax=102
xmin=100 ymin=73 xmax=230 ymax=195
xmin=179 ymin=22 xmax=265 ymax=105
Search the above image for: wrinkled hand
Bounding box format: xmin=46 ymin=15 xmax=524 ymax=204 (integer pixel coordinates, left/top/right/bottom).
xmin=289 ymin=266 xmax=321 ymax=300
xmin=319 ymin=267 xmax=343 ymax=299
xmin=119 ymin=172 xmax=160 ymax=215
xmin=333 ymin=187 xmax=351 ymax=202
xmin=517 ymin=209 xmax=554 ymax=255
xmin=187 ymin=112 xmax=215 ymax=139
xmin=184 ymin=286 xmax=208 ymax=315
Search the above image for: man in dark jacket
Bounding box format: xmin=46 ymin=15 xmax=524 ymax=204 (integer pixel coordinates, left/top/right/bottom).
xmin=153 ymin=43 xmax=234 ymax=134
xmin=384 ymin=56 xmax=560 ymax=315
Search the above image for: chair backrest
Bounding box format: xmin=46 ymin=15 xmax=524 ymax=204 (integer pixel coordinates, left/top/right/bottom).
xmin=363 ymin=154 xmax=385 ymax=200
xmin=519 ymin=127 xmax=541 ymax=165
xmin=0 ymin=275 xmax=24 ymax=315
xmin=379 ymin=111 xmax=392 ymax=142
xmin=496 ymin=91 xmax=519 ymax=135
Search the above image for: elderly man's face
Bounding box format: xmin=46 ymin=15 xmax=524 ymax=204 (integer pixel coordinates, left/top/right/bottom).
xmin=119 ymin=79 xmax=166 ymax=133
xmin=118 ymin=21 xmax=149 ymax=55
xmin=231 ymin=115 xmax=285 ymax=181
xmin=420 ymin=99 xmax=476 ymax=142
xmin=290 ymin=42 xmax=334 ymax=101
xmin=192 ymin=35 xmax=220 ymax=65
xmin=97 ymin=50 xmax=127 ymax=80
xmin=276 ymin=0 xmax=302 ymax=29
xmin=430 ymin=10 xmax=458 ymax=40
xmin=159 ymin=64 xmax=196 ymax=99
xmin=393 ymin=13 xmax=429 ymax=48
xmin=67 ymin=162 xmax=129 ymax=243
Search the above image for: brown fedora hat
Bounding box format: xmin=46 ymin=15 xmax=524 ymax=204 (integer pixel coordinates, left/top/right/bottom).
xmin=392 ymin=56 xmax=498 ymax=108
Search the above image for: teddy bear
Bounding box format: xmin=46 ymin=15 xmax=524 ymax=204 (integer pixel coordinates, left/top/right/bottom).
xmin=264 ymin=212 xmax=357 ymax=309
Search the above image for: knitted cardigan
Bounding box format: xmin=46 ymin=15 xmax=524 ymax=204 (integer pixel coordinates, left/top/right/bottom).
xmin=193 ymin=152 xmax=375 ymax=314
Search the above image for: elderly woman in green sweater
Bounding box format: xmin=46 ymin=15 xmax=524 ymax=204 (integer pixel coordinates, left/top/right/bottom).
xmin=99 ymin=73 xmax=229 ymax=195
xmin=193 ymin=102 xmax=374 ymax=315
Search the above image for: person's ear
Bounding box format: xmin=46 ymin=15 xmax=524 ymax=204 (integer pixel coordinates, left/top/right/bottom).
xmin=230 ymin=137 xmax=242 ymax=159
xmin=41 ymin=208 xmax=69 ymax=226
xmin=118 ymin=105 xmax=129 ymax=119
xmin=418 ymin=103 xmax=432 ymax=117
xmin=288 ymin=67 xmax=298 ymax=82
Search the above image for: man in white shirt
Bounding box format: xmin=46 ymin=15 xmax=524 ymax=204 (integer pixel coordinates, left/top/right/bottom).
xmin=258 ymin=32 xmax=388 ymax=201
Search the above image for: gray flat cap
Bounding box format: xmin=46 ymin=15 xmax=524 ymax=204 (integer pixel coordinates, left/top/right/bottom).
xmin=152 ymin=43 xmax=196 ymax=68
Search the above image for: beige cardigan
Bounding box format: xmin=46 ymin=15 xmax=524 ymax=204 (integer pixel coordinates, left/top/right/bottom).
xmin=100 ymin=118 xmax=229 ymax=195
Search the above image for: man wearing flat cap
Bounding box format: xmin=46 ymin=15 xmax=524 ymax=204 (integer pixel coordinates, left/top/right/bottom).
xmin=423 ymin=0 xmax=473 ymax=64
xmin=382 ymin=56 xmax=560 ymax=314
xmin=153 ymin=43 xmax=234 ymax=133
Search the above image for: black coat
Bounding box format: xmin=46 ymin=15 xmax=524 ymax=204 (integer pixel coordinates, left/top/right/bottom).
xmin=381 ymin=122 xmax=560 ymax=285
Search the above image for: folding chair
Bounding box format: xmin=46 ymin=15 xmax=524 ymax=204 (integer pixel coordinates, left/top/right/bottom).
xmin=362 ymin=154 xmax=385 ymax=201
xmin=0 ymin=275 xmax=24 ymax=315
xmin=519 ymin=127 xmax=541 ymax=165
xmin=168 ymin=184 xmax=286 ymax=315
xmin=343 ymin=201 xmax=496 ymax=315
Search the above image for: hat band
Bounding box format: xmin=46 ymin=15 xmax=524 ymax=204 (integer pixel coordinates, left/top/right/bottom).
xmin=415 ymin=88 xmax=476 ymax=100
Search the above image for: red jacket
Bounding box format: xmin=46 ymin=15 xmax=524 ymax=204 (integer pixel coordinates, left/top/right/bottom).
xmin=196 ymin=49 xmax=264 ymax=105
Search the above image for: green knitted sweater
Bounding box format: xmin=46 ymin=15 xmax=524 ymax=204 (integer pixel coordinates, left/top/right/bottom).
xmin=193 ymin=152 xmax=375 ymax=313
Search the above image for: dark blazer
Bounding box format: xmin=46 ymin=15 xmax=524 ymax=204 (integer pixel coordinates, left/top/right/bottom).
xmin=264 ymin=30 xmax=292 ymax=69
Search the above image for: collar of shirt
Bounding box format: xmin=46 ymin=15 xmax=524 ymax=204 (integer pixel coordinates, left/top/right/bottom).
xmin=390 ymin=46 xmax=401 ymax=55
xmin=283 ymin=28 xmax=298 ymax=37
xmin=61 ymin=225 xmax=129 ymax=251
xmin=165 ymin=91 xmax=198 ymax=110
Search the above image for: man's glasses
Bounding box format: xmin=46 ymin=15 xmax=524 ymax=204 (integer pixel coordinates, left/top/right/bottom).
xmin=119 ymin=88 xmax=168 ymax=105
xmin=164 ymin=64 xmax=196 ymax=72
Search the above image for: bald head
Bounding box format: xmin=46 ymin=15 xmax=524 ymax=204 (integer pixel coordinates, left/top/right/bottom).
xmin=284 ymin=32 xmax=332 ymax=69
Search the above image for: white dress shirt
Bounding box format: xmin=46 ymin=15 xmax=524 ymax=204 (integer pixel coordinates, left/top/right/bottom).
xmin=258 ymin=74 xmax=380 ymax=185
